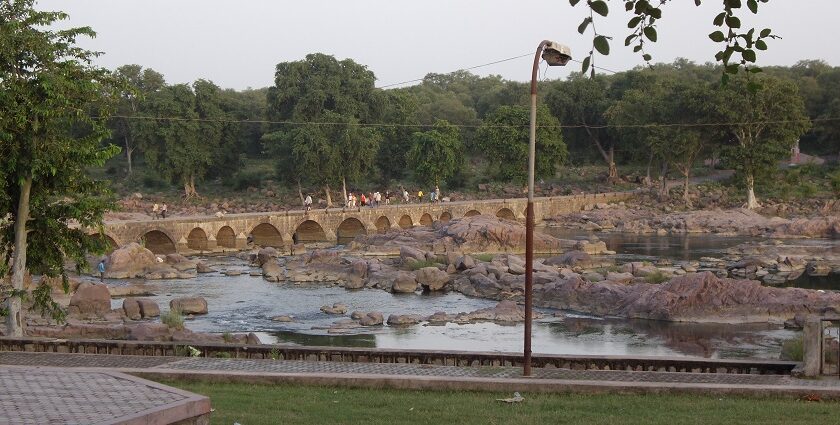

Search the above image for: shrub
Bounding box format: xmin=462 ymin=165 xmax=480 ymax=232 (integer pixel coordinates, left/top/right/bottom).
xmin=780 ymin=336 xmax=803 ymax=361
xmin=214 ymin=352 xmax=232 ymax=358
xmin=830 ymin=170 xmax=840 ymax=197
xmin=161 ymin=308 xmax=184 ymax=330
xmin=473 ymin=253 xmax=495 ymax=262
xmin=222 ymin=332 xmax=233 ymax=343
xmin=230 ymin=169 xmax=264 ymax=191
xmin=141 ymin=171 xmax=169 ymax=190
xmin=644 ymin=270 xmax=670 ymax=284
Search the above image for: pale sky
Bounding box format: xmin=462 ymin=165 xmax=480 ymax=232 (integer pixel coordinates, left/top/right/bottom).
xmin=38 ymin=0 xmax=840 ymax=90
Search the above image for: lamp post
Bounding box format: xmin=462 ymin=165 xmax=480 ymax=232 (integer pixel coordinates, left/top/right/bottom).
xmin=524 ymin=40 xmax=571 ymax=377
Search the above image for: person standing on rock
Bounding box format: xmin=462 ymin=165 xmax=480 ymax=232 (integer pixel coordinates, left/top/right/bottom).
xmin=161 ymin=203 xmax=168 ymax=219
xmin=98 ymin=260 xmax=106 ymax=282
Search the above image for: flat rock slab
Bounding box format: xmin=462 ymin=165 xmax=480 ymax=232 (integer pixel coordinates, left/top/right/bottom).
xmin=0 ymin=366 xmax=209 ymax=425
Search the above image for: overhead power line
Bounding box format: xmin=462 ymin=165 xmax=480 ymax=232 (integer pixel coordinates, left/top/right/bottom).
xmin=102 ymin=114 xmax=840 ymax=130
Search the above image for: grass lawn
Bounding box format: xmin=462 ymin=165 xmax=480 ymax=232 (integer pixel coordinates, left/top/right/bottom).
xmin=157 ymin=380 xmax=840 ymax=425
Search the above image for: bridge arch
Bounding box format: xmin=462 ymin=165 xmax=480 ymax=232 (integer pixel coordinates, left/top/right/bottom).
xmin=337 ymin=218 xmax=367 ymax=243
xmin=89 ymin=233 xmax=118 ymax=252
xmin=464 ymin=210 xmax=481 ymax=217
xmin=216 ymin=226 xmax=236 ymax=248
xmin=251 ymin=223 xmax=283 ymax=247
xmin=141 ymin=230 xmax=176 ymax=255
xmin=375 ymin=216 xmax=391 ymax=234
xmin=398 ymin=215 xmax=413 ymax=229
xmin=295 ymin=220 xmax=327 ymax=243
xmin=187 ymin=227 xmax=209 ymax=251
xmin=419 ymin=213 xmax=433 ymax=226
xmin=496 ymin=208 xmax=516 ymax=220
xmin=439 ymin=211 xmax=452 ymax=223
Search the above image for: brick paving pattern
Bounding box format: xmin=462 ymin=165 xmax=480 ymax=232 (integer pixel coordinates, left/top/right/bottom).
xmin=164 ymin=357 xmax=840 ymax=388
xmin=0 ymin=368 xmax=188 ymax=425
xmin=2 ymin=352 xmax=838 ymax=389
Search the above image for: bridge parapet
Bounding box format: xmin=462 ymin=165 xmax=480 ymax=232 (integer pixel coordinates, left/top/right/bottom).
xmin=96 ymin=192 xmax=633 ymax=255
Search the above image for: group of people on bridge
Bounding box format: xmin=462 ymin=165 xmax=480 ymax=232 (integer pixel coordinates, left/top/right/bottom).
xmin=301 ymin=186 xmax=446 ymax=213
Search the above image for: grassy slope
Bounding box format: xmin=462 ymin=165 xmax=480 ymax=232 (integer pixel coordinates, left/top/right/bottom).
xmin=158 ymin=380 xmax=840 ymax=425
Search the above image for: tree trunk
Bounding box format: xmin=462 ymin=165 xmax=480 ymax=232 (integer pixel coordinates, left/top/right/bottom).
xmin=645 ymin=151 xmax=654 ymax=186
xmin=683 ymin=170 xmax=691 ymax=208
xmin=658 ymin=162 xmax=669 ymax=200
xmin=297 ymin=180 xmax=304 ymax=206
xmin=183 ymin=174 xmax=198 ymax=199
xmin=324 ymin=185 xmax=333 ymax=207
xmin=607 ymin=145 xmax=618 ymax=182
xmin=745 ymin=173 xmax=759 ymax=209
xmin=6 ymin=176 xmax=32 ymax=337
xmin=125 ymin=137 xmax=133 ymax=175
xmin=342 ymin=177 xmax=347 ymax=204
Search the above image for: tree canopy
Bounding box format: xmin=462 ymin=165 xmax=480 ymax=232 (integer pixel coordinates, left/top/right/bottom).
xmin=1 ymin=0 xmax=121 ymax=335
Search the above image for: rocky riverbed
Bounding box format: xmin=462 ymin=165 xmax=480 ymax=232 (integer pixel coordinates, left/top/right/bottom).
xmin=9 ymin=208 xmax=839 ymax=358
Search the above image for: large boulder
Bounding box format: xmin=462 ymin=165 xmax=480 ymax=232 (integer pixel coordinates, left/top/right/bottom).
xmin=359 ymin=312 xmax=384 ymax=326
xmin=137 ymin=298 xmax=160 ymax=318
xmin=573 ymin=240 xmax=609 ymax=255
xmin=262 ymin=261 xmax=284 ymax=282
xmin=345 ymin=260 xmax=369 ymax=289
xmin=415 ymin=267 xmax=449 ymax=291
xmin=400 ymin=246 xmax=427 ymax=263
xmin=386 ymin=314 xmax=423 ymax=326
xmin=165 ymin=254 xmax=198 ymax=272
xmin=169 ymin=297 xmax=208 ymax=315
xmin=443 ymin=215 xmax=564 ymax=252
xmin=68 ymin=283 xmax=111 ymax=317
xmin=122 ymin=298 xmax=142 ymax=320
xmin=536 ymin=271 xmax=840 ymax=324
xmin=256 ymin=247 xmax=278 ymax=266
xmin=392 ymin=271 xmax=418 ymax=293
xmin=105 ymin=243 xmax=156 ymax=279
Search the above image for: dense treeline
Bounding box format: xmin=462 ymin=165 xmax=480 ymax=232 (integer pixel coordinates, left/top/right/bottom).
xmin=103 ymin=54 xmax=839 ymax=207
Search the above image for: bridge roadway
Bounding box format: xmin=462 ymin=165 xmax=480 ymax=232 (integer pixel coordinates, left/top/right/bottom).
xmin=95 ymin=192 xmax=632 ymax=255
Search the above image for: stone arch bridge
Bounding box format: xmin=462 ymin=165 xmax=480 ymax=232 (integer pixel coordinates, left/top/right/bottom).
xmin=94 ymin=192 xmax=632 ymax=255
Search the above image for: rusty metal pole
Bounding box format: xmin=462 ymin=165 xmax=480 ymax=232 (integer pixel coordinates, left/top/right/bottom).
xmin=524 ymin=40 xmax=549 ymax=377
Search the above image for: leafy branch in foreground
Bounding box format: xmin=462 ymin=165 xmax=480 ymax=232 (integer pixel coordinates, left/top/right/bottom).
xmin=570 ymin=0 xmax=776 ymax=82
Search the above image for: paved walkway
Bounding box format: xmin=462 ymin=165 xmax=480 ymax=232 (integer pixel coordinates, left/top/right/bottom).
xmin=3 ymin=351 xmax=840 ymax=399
xmin=0 ymin=365 xmax=209 ymax=424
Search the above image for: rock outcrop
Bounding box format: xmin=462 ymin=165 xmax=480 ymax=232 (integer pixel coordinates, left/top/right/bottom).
xmin=169 ymin=297 xmax=208 ymax=315
xmin=68 ymin=283 xmax=111 ymax=317
xmin=104 ymin=243 xmax=156 ymax=279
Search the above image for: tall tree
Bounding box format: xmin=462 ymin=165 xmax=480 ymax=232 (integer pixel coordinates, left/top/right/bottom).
xmin=477 ymin=105 xmax=567 ymax=183
xmin=110 ymin=64 xmax=165 ymax=175
xmin=608 ymin=79 xmax=719 ymax=205
xmin=1 ymin=0 xmax=121 ymax=336
xmin=263 ymin=53 xmax=383 ymax=204
xmin=406 ymin=120 xmax=464 ymax=187
xmin=142 ymin=84 xmax=204 ymax=198
xmin=546 ymin=75 xmax=617 ymax=180
xmin=377 ymin=90 xmax=420 ymax=183
xmin=716 ymin=76 xmax=810 ymax=209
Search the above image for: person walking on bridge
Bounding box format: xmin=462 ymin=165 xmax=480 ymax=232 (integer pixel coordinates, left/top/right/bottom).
xmin=152 ymin=203 xmax=159 ymax=220
xmin=304 ymin=194 xmax=312 ymax=213
xmin=160 ymin=203 xmax=168 ymax=219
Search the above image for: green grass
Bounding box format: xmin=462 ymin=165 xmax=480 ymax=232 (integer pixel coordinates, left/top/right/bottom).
xmin=160 ymin=308 xmax=184 ymax=330
xmin=644 ymin=270 xmax=671 ymax=284
xmin=155 ymin=380 xmax=840 ymax=425
xmin=407 ymin=259 xmax=442 ymax=271
xmin=473 ymin=253 xmax=495 ymax=262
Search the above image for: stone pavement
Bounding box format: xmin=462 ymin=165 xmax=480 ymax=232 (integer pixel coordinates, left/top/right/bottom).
xmin=3 ymin=351 xmax=840 ymax=401
xmin=0 ymin=366 xmax=210 ymax=425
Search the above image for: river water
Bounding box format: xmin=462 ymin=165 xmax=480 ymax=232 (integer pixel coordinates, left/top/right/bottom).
xmin=108 ymin=234 xmax=825 ymax=360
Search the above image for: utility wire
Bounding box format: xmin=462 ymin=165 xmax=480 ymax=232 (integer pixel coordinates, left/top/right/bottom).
xmin=376 ymin=53 xmax=533 ymax=89
xmin=102 ymin=114 xmax=840 ymax=129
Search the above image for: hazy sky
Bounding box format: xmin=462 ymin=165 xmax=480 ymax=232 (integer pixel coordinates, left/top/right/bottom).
xmin=39 ymin=0 xmax=840 ymax=90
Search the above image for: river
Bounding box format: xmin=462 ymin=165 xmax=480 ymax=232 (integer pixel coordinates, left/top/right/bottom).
xmin=108 ymin=238 xmax=821 ymax=360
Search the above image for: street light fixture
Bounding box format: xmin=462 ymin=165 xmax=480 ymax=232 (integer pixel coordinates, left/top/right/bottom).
xmin=524 ymin=40 xmax=571 ymax=377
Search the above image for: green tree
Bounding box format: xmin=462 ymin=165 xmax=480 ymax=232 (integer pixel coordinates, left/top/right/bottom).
xmin=546 ymin=75 xmax=617 ymax=180
xmin=608 ymin=79 xmax=719 ymax=205
xmin=1 ymin=0 xmax=121 ymax=336
xmin=110 ymin=64 xmax=165 ymax=175
xmin=142 ymin=84 xmax=203 ymax=198
xmin=263 ymin=53 xmax=383 ymax=204
xmin=716 ymin=76 xmax=811 ymax=209
xmin=377 ymin=90 xmax=420 ymax=183
xmin=477 ymin=105 xmax=567 ymax=183
xmin=407 ymin=120 xmax=464 ymax=187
